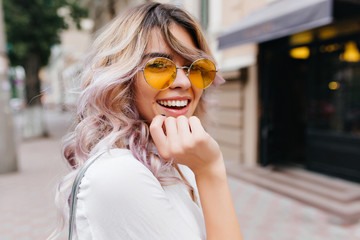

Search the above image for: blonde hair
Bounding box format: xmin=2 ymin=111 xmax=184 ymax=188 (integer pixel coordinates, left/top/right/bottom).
xmin=49 ymin=2 xmax=223 ymax=239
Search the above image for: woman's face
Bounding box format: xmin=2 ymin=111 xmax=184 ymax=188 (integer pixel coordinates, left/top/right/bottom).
xmin=134 ymin=24 xmax=203 ymax=123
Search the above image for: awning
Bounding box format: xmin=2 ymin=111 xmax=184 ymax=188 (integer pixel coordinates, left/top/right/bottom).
xmin=218 ymin=0 xmax=333 ymax=50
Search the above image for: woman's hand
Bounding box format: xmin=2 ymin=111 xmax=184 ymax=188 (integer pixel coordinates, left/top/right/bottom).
xmin=150 ymin=115 xmax=225 ymax=177
xmin=151 ymin=115 xmax=242 ymax=239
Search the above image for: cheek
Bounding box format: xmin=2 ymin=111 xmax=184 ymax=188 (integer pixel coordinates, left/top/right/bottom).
xmin=194 ymin=89 xmax=203 ymax=104
xmin=190 ymin=88 xmax=203 ymax=116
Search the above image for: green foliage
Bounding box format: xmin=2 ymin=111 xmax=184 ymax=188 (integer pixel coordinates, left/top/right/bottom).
xmin=3 ymin=0 xmax=88 ymax=67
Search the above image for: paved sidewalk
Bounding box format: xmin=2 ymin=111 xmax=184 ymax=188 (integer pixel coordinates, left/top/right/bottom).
xmin=0 ymin=108 xmax=360 ymax=240
xmin=229 ymin=176 xmax=360 ymax=240
xmin=0 ymin=138 xmax=68 ymax=240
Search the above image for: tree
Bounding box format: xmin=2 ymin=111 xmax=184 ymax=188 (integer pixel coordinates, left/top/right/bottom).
xmin=3 ymin=0 xmax=87 ymax=137
xmin=4 ymin=0 xmax=87 ymax=106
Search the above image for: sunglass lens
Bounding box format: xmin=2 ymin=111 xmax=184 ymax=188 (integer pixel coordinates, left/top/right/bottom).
xmin=144 ymin=58 xmax=176 ymax=90
xmin=189 ymin=59 xmax=216 ymax=89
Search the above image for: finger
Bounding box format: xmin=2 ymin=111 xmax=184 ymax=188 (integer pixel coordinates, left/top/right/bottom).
xmin=150 ymin=115 xmax=167 ymax=150
xmin=164 ymin=117 xmax=178 ymax=143
xmin=177 ymin=116 xmax=192 ymax=141
xmin=188 ymin=116 xmax=206 ymax=137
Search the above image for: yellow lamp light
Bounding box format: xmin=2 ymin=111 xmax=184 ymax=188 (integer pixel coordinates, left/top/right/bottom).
xmin=340 ymin=41 xmax=360 ymax=62
xmin=328 ymin=81 xmax=340 ymax=90
xmin=290 ymin=47 xmax=310 ymax=59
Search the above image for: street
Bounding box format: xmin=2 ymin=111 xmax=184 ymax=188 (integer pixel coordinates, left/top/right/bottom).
xmin=0 ymin=108 xmax=359 ymax=240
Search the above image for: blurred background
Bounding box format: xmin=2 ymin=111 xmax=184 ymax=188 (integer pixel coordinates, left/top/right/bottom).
xmin=0 ymin=0 xmax=360 ymax=239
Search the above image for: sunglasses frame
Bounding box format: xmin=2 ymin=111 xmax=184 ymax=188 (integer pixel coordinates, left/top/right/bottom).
xmin=138 ymin=57 xmax=217 ymax=91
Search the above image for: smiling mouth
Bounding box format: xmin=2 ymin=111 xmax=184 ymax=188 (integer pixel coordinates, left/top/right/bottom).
xmin=157 ymin=99 xmax=189 ymax=109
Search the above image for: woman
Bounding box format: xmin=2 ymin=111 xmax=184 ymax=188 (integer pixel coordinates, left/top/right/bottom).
xmin=53 ymin=2 xmax=242 ymax=240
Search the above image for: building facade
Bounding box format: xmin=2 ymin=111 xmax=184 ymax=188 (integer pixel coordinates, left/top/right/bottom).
xmin=217 ymin=0 xmax=360 ymax=183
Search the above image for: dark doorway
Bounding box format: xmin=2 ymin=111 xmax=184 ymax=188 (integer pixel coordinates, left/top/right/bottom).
xmin=259 ymin=37 xmax=307 ymax=167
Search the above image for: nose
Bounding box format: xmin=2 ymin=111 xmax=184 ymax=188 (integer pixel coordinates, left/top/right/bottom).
xmin=170 ymin=68 xmax=191 ymax=89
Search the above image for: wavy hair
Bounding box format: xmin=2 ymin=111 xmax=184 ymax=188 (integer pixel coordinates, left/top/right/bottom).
xmin=49 ymin=2 xmax=224 ymax=239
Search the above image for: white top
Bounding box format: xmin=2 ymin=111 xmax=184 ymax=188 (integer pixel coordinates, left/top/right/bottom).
xmin=75 ymin=148 xmax=206 ymax=240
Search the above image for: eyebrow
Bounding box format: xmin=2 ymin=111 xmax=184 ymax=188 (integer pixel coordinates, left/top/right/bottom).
xmin=142 ymin=52 xmax=174 ymax=61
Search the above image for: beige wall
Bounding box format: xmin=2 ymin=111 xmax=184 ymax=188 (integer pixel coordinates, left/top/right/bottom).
xmin=221 ymin=0 xmax=267 ymax=27
xmin=204 ymin=0 xmax=273 ymax=166
xmin=207 ymin=80 xmax=244 ymax=163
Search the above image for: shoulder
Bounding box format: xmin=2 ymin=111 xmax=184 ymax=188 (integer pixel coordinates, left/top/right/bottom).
xmin=78 ymin=148 xmax=163 ymax=203
xmin=86 ymin=148 xmax=148 ymax=175
xmin=83 ymin=148 xmax=159 ymax=188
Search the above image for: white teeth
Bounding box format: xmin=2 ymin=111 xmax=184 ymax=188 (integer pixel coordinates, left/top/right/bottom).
xmin=158 ymin=100 xmax=188 ymax=107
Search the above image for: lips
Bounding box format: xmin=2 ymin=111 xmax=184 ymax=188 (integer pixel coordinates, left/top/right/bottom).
xmin=156 ymin=97 xmax=191 ymax=117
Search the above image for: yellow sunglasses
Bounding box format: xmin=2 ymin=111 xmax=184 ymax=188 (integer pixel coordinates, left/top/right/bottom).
xmin=139 ymin=57 xmax=217 ymax=90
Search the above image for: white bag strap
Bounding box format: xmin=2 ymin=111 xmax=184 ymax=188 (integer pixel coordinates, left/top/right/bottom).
xmin=68 ymin=151 xmax=106 ymax=240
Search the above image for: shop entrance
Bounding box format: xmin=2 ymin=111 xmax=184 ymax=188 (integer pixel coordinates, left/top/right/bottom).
xmin=259 ymin=33 xmax=360 ymax=182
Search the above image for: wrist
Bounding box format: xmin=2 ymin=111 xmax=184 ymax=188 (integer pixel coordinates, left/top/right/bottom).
xmin=193 ymin=155 xmax=227 ymax=182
